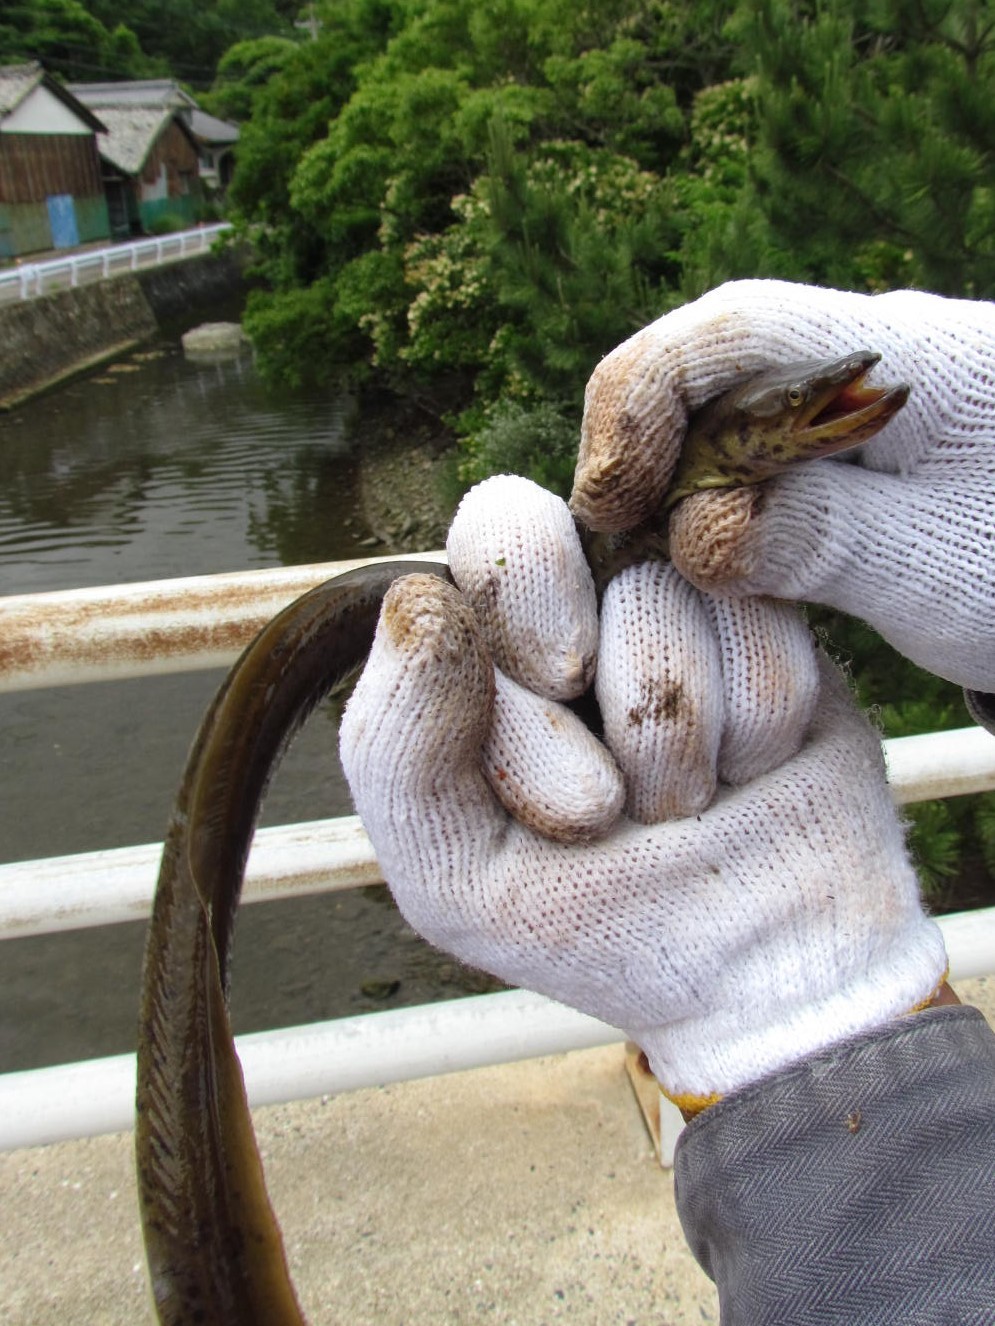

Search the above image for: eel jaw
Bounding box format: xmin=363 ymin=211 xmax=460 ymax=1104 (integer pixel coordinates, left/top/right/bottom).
xmin=794 ymin=353 xmax=910 ymax=456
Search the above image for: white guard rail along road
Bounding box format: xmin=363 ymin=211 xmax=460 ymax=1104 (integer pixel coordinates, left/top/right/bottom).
xmin=0 ymin=223 xmax=232 ymax=305
xmin=1 ymin=551 xmax=994 ymax=1153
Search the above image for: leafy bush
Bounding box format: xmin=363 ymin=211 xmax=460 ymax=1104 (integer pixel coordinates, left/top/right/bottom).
xmin=146 ymin=212 xmax=187 ymax=235
xmin=458 ymin=398 xmax=579 ymax=496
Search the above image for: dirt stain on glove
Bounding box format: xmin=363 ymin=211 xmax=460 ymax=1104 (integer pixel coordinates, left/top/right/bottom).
xmin=627 ymin=677 xmax=685 ymax=728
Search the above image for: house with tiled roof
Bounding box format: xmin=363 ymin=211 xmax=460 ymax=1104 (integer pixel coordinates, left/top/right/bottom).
xmin=69 ymin=80 xmax=240 ymax=224
xmin=67 ymin=81 xmax=206 ymax=237
xmin=0 ymin=62 xmax=111 ymax=258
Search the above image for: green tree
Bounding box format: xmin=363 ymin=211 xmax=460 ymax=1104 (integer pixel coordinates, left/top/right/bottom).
xmin=233 ymin=2 xmax=408 ymax=382
xmin=200 ymin=35 xmax=301 ymax=121
xmin=235 ymin=0 xmax=737 ymax=478
xmin=84 ymin=0 xmax=297 ymax=88
xmin=1 ymin=0 xmax=301 ymax=87
xmin=736 ymin=0 xmax=995 ymax=295
xmin=0 ymin=0 xmax=157 ymax=80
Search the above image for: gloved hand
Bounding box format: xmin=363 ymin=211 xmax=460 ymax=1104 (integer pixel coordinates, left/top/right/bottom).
xmin=339 ymin=476 xmax=947 ymax=1110
xmin=575 ymin=279 xmax=995 ymax=695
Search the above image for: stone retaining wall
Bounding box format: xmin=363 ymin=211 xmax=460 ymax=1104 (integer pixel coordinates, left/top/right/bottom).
xmin=0 ymin=249 xmax=247 ymax=409
xmin=137 ymin=248 xmax=247 ymax=327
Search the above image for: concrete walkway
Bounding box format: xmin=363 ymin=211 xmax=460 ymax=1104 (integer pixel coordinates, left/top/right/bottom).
xmin=4 ymin=976 xmax=994 ymax=1325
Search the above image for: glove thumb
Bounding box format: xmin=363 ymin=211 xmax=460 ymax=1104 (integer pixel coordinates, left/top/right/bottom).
xmin=669 ymin=460 xmax=993 ymax=690
xmin=339 ymin=574 xmax=504 ymax=926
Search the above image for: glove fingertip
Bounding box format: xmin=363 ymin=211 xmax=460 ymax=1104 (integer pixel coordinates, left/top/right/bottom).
xmin=448 ymin=475 xmax=597 ymax=700
xmin=669 ymin=487 xmax=764 ymax=592
xmin=340 ymin=573 xmax=495 ymax=792
xmin=483 ymin=671 xmax=624 ymax=843
xmin=572 ymin=335 xmax=684 ymax=533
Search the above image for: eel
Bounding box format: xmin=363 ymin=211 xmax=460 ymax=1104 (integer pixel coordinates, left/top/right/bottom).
xmin=135 ymin=561 xmax=451 ymax=1325
xmin=582 ymin=349 xmax=908 ymax=588
xmin=664 ymin=349 xmax=907 ymax=505
xmin=135 ymin=351 xmax=908 ymax=1324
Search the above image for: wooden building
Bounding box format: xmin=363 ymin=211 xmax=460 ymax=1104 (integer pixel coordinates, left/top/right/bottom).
xmin=89 ymin=105 xmax=202 ymax=237
xmin=68 ymin=82 xmax=236 ymax=236
xmin=0 ymin=63 xmax=110 ymax=259
xmin=68 ymin=81 xmax=239 ymax=198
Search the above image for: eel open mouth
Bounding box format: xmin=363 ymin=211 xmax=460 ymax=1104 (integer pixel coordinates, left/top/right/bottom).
xmin=793 ymin=350 xmax=910 ymax=453
xmin=659 ymin=349 xmax=911 ymax=513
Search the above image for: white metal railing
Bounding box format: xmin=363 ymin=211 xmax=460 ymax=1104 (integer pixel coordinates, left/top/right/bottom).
xmin=1 ymin=553 xmax=995 ymax=1153
xmin=0 ymin=223 xmax=232 ymax=304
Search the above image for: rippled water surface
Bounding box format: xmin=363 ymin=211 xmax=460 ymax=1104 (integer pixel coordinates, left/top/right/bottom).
xmin=0 ymin=344 xmax=486 ymax=1073
xmin=0 ymin=347 xmax=361 ymax=596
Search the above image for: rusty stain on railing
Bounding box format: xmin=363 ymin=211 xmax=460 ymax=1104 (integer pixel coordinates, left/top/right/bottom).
xmin=0 ymin=551 xmax=446 ymax=692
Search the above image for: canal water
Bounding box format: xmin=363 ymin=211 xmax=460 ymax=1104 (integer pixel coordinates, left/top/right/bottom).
xmin=0 ymin=341 xmax=494 ymax=1074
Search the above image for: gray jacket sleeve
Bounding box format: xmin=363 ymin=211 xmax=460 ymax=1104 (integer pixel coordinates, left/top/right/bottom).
xmin=673 ymin=1006 xmax=995 ymax=1325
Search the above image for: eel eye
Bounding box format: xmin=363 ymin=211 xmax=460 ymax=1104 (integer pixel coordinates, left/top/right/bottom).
xmin=787 ymin=385 xmax=804 ymax=407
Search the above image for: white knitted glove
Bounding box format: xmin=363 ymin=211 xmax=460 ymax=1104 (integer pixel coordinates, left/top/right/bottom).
xmin=340 ymin=476 xmax=947 ymax=1108
xmin=575 ymin=279 xmax=995 ymax=694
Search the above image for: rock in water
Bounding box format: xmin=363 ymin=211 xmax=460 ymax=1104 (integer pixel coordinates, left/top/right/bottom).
xmin=181 ymin=322 xmax=249 ymax=360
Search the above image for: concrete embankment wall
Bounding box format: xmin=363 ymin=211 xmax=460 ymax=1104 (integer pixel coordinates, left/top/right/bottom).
xmin=137 ymin=248 xmax=247 ymax=327
xmin=0 ymin=249 xmax=247 ymax=409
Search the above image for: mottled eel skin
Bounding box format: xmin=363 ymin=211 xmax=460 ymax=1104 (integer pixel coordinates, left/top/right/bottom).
xmin=136 ymin=560 xmax=451 ymax=1325
xmin=135 ymin=352 xmax=907 ymax=1323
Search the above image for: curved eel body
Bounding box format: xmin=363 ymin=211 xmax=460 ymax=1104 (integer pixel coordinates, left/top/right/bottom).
xmin=136 ymin=561 xmax=451 ymax=1325
xmin=135 ymin=353 xmax=907 ymax=1323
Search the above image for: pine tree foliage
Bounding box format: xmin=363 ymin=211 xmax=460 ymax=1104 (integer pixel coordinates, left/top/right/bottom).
xmin=742 ymin=0 xmax=995 ymax=294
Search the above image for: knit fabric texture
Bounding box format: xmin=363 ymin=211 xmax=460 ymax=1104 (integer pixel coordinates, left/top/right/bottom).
xmin=340 ymin=477 xmax=947 ymax=1101
xmin=576 ymin=279 xmax=995 ymax=692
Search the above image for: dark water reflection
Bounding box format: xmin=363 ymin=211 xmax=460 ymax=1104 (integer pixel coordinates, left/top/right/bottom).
xmin=0 ymin=344 xmax=487 ymax=1073
xmin=0 ymin=347 xmax=362 ymax=595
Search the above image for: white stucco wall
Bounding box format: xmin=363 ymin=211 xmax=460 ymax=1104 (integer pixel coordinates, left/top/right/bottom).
xmin=1 ymin=84 xmax=93 ymax=135
xmin=143 ymin=162 xmax=168 ymax=201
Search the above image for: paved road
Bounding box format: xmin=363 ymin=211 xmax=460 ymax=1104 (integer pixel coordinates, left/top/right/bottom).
xmin=4 ymin=974 xmax=994 ymax=1325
